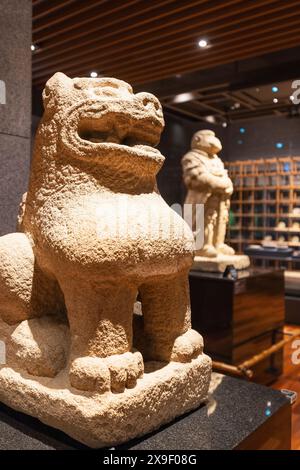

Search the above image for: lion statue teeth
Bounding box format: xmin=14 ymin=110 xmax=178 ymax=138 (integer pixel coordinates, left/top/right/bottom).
xmin=0 ymin=73 xmax=211 ymax=447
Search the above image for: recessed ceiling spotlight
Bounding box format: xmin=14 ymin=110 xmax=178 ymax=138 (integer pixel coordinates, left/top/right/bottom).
xmin=222 ymin=121 xmax=227 ymax=128
xmin=276 ymin=142 xmax=284 ymax=149
xmin=239 ymin=127 xmax=245 ymax=134
xmin=290 ymin=95 xmax=295 ymax=101
xmin=204 ymin=115 xmax=216 ymax=124
xmin=230 ymin=102 xmax=240 ymax=110
xmin=272 ymin=86 xmax=279 ymax=93
xmin=173 ymin=92 xmax=195 ymax=104
xmin=31 ymin=44 xmax=37 ymax=52
xmin=273 ymin=98 xmax=278 ymax=103
xmin=90 ymin=71 xmax=98 ymax=78
xmin=198 ymin=39 xmax=208 ymax=48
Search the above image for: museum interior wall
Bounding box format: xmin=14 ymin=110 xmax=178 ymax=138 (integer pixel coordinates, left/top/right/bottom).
xmin=226 ymin=115 xmax=300 ymax=161
xmin=0 ymin=0 xmax=31 ymax=237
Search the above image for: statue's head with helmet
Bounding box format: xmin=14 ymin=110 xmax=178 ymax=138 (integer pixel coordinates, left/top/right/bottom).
xmin=191 ymin=129 xmax=222 ymax=156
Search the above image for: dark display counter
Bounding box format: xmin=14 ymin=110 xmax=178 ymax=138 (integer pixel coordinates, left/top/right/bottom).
xmin=189 ymin=268 xmax=285 ymax=384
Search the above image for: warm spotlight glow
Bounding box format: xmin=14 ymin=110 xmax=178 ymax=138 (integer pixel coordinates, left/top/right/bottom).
xmin=204 ymin=115 xmax=216 ymax=124
xmin=198 ymin=39 xmax=208 ymax=48
xmin=90 ymin=71 xmax=98 ymax=78
xmin=273 ymin=98 xmax=278 ymax=103
xmin=172 ymin=92 xmax=196 ymax=104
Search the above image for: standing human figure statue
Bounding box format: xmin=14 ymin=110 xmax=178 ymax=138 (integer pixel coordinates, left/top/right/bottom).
xmin=182 ymin=129 xmax=234 ymax=258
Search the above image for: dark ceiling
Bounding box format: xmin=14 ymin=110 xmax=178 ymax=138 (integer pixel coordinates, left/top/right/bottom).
xmin=32 ymin=0 xmax=300 ymax=122
xmin=160 ymin=79 xmax=300 ymax=124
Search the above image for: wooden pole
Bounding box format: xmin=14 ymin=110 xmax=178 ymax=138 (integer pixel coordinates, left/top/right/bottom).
xmin=212 ymin=332 xmax=300 ymax=379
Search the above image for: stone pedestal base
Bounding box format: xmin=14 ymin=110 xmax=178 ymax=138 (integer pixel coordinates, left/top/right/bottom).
xmin=0 ymin=354 xmax=211 ymax=448
xmin=193 ymin=254 xmax=250 ymax=273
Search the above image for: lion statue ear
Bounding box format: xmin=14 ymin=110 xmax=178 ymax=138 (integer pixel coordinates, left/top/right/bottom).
xmin=42 ymin=72 xmax=73 ymax=115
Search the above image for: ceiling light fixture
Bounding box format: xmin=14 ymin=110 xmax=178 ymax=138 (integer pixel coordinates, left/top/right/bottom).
xmin=31 ymin=44 xmax=36 ymax=52
xmin=273 ymin=98 xmax=278 ymax=103
xmin=172 ymin=92 xmax=196 ymax=104
xmin=198 ymin=39 xmax=208 ymax=48
xmin=290 ymin=95 xmax=295 ymax=101
xmin=204 ymin=115 xmax=216 ymax=123
xmin=90 ymin=71 xmax=98 ymax=78
xmin=272 ymin=86 xmax=279 ymax=93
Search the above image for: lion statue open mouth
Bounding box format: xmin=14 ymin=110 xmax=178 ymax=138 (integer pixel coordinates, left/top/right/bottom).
xmin=0 ymin=73 xmax=211 ymax=447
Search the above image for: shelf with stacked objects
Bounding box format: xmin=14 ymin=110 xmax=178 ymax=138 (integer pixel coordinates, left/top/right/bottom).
xmin=226 ymin=157 xmax=300 ymax=271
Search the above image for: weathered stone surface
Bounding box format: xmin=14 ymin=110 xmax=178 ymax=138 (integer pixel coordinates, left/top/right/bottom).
xmin=0 ymin=354 xmax=211 ymax=448
xmin=0 ymin=73 xmax=211 ymax=446
xmin=10 ymin=317 xmax=69 ymax=378
xmin=182 ymin=130 xmax=249 ymax=271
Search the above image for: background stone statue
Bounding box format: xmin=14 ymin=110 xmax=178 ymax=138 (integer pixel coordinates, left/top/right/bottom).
xmin=0 ymin=73 xmax=211 ymax=447
xmin=182 ymin=129 xmax=249 ymax=272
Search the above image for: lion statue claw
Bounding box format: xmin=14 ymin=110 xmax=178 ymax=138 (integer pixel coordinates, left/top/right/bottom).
xmin=0 ymin=73 xmax=201 ymax=393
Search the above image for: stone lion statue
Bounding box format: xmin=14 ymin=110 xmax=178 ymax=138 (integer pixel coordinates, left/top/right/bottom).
xmin=0 ymin=73 xmax=205 ymax=394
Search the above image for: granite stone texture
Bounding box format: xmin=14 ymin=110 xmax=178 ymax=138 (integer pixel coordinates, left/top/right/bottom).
xmin=0 ymin=73 xmax=211 ymax=447
xmin=0 ymin=373 xmax=290 ymax=450
xmin=0 ymin=0 xmax=31 ymax=137
xmin=0 ymin=134 xmax=30 ymax=236
xmin=0 ymin=0 xmax=31 ymax=235
xmin=127 ymin=373 xmax=290 ymax=450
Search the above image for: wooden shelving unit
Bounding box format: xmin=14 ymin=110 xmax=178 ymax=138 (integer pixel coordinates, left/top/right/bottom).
xmin=226 ymin=157 xmax=300 ymax=269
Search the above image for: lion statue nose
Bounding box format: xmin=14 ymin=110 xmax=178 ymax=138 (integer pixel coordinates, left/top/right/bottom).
xmin=136 ymin=92 xmax=162 ymax=113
